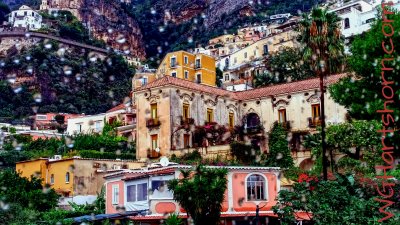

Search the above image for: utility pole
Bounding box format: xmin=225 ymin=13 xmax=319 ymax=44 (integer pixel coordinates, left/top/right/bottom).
xmin=319 ymin=70 xmax=328 ymax=181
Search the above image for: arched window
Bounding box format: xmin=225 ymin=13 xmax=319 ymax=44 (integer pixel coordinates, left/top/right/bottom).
xmin=245 ymin=113 xmax=260 ymax=128
xmin=344 ymin=18 xmax=350 ymax=29
xmin=65 ymin=172 xmax=70 ymax=183
xmin=247 ymin=174 xmax=266 ymax=200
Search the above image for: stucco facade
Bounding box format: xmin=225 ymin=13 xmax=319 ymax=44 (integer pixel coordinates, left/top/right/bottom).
xmin=156 ymin=50 xmax=216 ymax=86
xmin=16 ymin=157 xmax=145 ymax=197
xmin=8 ymin=5 xmax=42 ymax=30
xmin=104 ymin=165 xmax=283 ymax=225
xmin=133 ymin=74 xmax=348 ymax=165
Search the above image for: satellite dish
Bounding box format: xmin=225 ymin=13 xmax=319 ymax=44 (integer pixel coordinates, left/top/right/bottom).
xmin=160 ymin=157 xmax=169 ymax=167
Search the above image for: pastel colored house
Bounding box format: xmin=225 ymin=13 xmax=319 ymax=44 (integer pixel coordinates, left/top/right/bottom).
xmin=16 ymin=157 xmax=145 ymax=206
xmin=66 ymin=113 xmax=106 ymax=135
xmin=104 ymin=164 xmax=283 ymax=225
xmin=33 ymin=113 xmax=81 ymax=130
xmin=8 ymin=5 xmax=42 ymax=30
xmin=105 ymin=103 xmax=137 ymax=141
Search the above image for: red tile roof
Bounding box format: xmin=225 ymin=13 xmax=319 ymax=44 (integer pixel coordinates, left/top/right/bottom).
xmin=234 ymin=73 xmax=346 ymax=100
xmin=106 ymin=103 xmax=126 ymax=113
xmin=134 ymin=74 xmax=347 ymax=101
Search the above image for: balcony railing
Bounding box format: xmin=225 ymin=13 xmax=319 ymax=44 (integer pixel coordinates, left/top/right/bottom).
xmin=146 ymin=118 xmax=161 ymax=128
xmin=278 ymin=121 xmax=291 ymax=130
xmin=308 ymin=117 xmax=321 ymax=128
xmin=170 ymin=62 xmax=178 ymax=68
xmin=244 ymin=125 xmax=263 ymax=134
xmin=180 ymin=117 xmax=195 ymax=126
xmin=147 ymin=149 xmax=160 ymax=158
xmin=194 ymin=64 xmax=201 ymax=69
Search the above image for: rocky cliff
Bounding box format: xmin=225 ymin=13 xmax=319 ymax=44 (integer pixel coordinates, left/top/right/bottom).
xmin=43 ymin=0 xmax=146 ymax=59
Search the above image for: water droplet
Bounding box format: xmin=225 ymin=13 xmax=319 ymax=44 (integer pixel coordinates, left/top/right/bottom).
xmin=63 ymin=66 xmax=72 ymax=75
xmin=45 ymin=43 xmax=52 ymax=49
xmin=33 ymin=93 xmax=42 ymax=103
xmin=116 ymin=35 xmax=126 ymax=44
xmin=7 ymin=74 xmax=16 ymax=83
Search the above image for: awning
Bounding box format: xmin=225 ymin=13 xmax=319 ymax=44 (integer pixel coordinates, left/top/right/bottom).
xmin=68 ymin=210 xmax=147 ymax=223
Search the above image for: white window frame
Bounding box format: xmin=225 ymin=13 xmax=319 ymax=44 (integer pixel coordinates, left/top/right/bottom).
xmin=170 ymin=56 xmax=177 ymax=67
xmin=171 ymin=71 xmax=177 ymax=77
xmin=245 ymin=173 xmax=268 ymax=202
xmin=125 ymin=181 xmax=149 ymax=204
xmin=65 ymin=172 xmax=70 ymax=183
xmin=112 ymin=184 xmax=119 ymax=205
xmin=95 ymin=121 xmax=102 ymax=132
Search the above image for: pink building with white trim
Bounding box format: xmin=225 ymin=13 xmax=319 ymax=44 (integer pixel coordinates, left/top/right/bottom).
xmin=104 ymin=164 xmax=288 ymax=225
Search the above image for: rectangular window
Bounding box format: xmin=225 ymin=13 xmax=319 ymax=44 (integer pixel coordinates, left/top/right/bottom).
xmin=112 ymin=185 xmax=119 ymax=205
xmin=278 ymin=109 xmax=287 ymax=123
xmin=207 ymin=108 xmax=214 ymax=123
xmin=244 ymin=52 xmax=247 ymax=58
xmin=142 ymin=77 xmax=148 ymax=85
xmin=36 ymin=115 xmax=47 ymax=120
xmin=127 ymin=184 xmax=137 ymax=202
xmin=224 ymin=74 xmax=229 ymax=81
xmin=95 ymin=121 xmax=102 ymax=132
xmin=184 ymin=70 xmax=189 ymax=79
xmin=183 ymin=103 xmax=190 ymax=120
xmin=195 ymin=58 xmax=201 ymax=68
xmin=137 ymin=183 xmax=148 ymax=201
xmin=234 ymin=57 xmax=237 ymax=63
xmin=150 ymin=103 xmax=157 ymax=119
xmin=184 ymin=56 xmax=188 ymax=64
xmin=344 ymin=18 xmax=350 ymax=29
xmin=76 ymin=123 xmax=82 ymax=133
xmin=196 ymin=74 xmax=202 ymax=83
xmin=229 ymin=112 xmax=234 ymax=128
xmin=184 ymin=134 xmax=190 ymax=148
xmin=263 ymin=45 xmax=268 ymax=55
xmin=312 ymin=104 xmax=320 ymax=123
xmin=171 ymin=72 xmax=177 ymax=77
xmin=50 ymin=174 xmax=54 ymax=184
xmin=170 ymin=57 xmax=176 ymax=67
xmin=151 ymin=134 xmax=158 ymax=150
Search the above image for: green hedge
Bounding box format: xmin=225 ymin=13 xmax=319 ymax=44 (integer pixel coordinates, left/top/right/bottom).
xmin=78 ymin=150 xmax=135 ymax=160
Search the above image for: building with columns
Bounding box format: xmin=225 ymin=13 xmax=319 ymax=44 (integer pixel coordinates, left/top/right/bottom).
xmin=133 ymin=73 xmax=348 ymax=169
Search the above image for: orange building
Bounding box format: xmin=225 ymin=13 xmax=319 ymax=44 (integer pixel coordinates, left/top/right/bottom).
xmin=16 ymin=157 xmax=145 ymax=197
xmin=156 ymin=50 xmax=216 ymax=86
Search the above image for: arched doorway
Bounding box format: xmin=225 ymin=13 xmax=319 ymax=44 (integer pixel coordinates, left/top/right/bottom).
xmin=299 ymin=158 xmax=314 ymax=171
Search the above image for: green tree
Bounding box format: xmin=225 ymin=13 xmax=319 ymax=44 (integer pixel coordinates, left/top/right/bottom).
xmin=329 ymin=9 xmax=399 ymax=152
xmin=266 ymin=47 xmax=314 ymax=84
xmin=0 ymin=170 xmax=59 ymax=224
xmin=168 ymin=165 xmax=228 ymax=225
xmin=297 ymin=7 xmax=345 ymax=180
xmin=253 ymin=71 xmax=275 ymax=87
xmin=216 ymin=67 xmax=223 ymax=87
xmin=264 ymin=122 xmax=294 ymax=168
xmin=304 ymin=120 xmax=383 ymax=174
xmin=164 ymin=213 xmax=183 ymax=225
xmin=0 ymin=1 xmax=10 ymax=23
xmin=273 ymin=174 xmax=400 ymax=225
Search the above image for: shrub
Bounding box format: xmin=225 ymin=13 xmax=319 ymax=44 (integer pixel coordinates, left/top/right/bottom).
xmin=78 ymin=150 xmax=135 ymax=160
xmin=230 ymin=141 xmax=259 ymax=164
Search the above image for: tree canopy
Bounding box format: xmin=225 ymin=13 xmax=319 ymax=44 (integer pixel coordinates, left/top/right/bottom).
xmin=168 ymin=165 xmax=228 ymax=225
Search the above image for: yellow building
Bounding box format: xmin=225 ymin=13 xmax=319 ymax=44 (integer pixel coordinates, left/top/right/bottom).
xmin=16 ymin=157 xmax=145 ymax=197
xmin=156 ymin=50 xmax=217 ymax=86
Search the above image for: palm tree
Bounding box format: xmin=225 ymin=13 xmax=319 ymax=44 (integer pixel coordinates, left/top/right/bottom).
xmin=297 ymin=7 xmax=345 ymax=180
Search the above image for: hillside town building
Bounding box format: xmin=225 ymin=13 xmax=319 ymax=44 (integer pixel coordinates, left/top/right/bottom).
xmin=8 ymin=5 xmax=43 ymax=30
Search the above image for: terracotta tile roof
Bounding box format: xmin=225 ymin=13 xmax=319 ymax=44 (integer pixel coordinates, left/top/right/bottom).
xmin=106 ymin=103 xmax=135 ymax=113
xmin=134 ymin=74 xmax=347 ymax=101
xmin=106 ymin=103 xmax=126 ymax=113
xmin=134 ymin=76 xmax=237 ymax=99
xmin=234 ymin=73 xmax=347 ymax=100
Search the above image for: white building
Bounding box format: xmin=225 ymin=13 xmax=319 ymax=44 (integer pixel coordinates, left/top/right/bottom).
xmin=8 ymin=5 xmax=42 ymax=30
xmin=66 ymin=113 xmax=105 ymax=135
xmin=328 ymin=0 xmax=400 ymax=39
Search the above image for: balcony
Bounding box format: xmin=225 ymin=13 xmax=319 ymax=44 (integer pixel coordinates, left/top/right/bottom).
xmin=278 ymin=121 xmax=291 ymax=130
xmin=147 ymin=149 xmax=161 ymax=159
xmin=146 ymin=118 xmax=161 ymax=128
xmin=170 ymin=62 xmax=178 ymax=68
xmin=308 ymin=117 xmax=321 ymax=128
xmin=180 ymin=117 xmax=195 ymax=126
xmin=244 ymin=125 xmax=263 ymax=135
xmin=194 ymin=64 xmax=201 ymax=70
